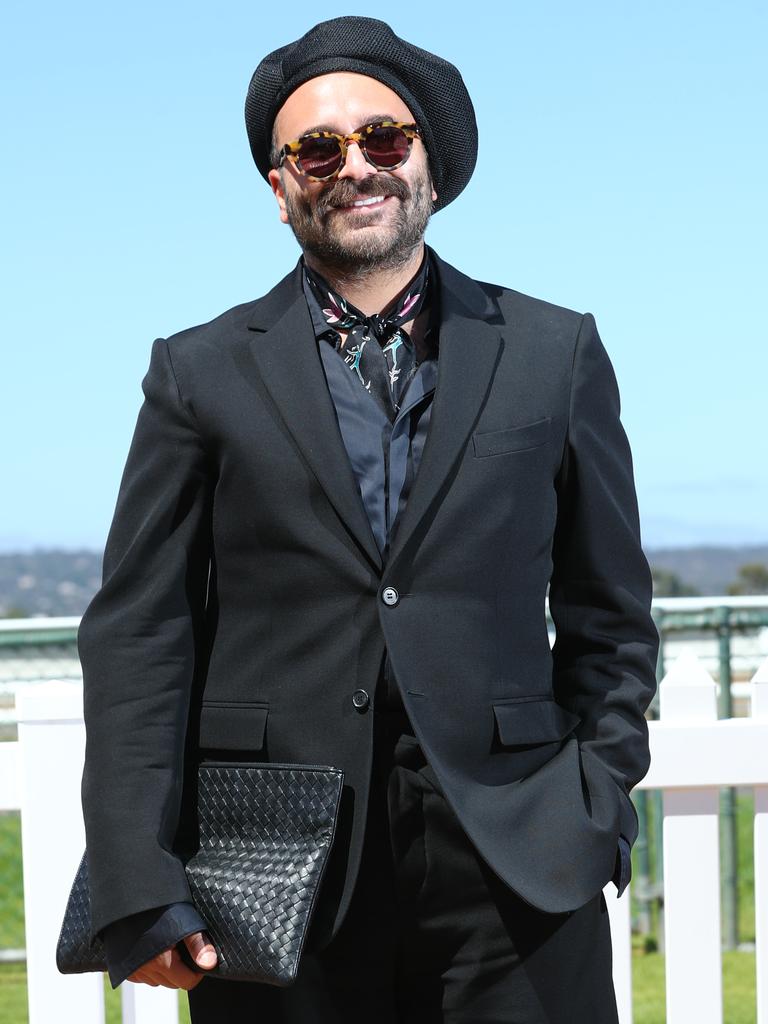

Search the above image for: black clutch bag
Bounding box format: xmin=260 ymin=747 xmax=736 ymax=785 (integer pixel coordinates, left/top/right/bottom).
xmin=56 ymin=761 xmax=344 ymax=986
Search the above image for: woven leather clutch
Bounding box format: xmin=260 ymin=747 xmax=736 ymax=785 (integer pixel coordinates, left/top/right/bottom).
xmin=56 ymin=761 xmax=344 ymax=985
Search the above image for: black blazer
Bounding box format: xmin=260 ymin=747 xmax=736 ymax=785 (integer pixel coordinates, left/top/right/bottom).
xmin=78 ymin=249 xmax=659 ymax=950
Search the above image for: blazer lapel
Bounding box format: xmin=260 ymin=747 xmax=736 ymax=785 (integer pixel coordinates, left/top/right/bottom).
xmin=244 ymin=261 xmax=384 ymax=573
xmin=241 ymin=248 xmax=504 ymax=578
xmin=384 ymin=249 xmax=504 ymax=571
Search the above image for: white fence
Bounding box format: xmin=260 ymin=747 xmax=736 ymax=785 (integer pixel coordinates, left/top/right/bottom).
xmin=1 ymin=653 xmax=768 ymax=1024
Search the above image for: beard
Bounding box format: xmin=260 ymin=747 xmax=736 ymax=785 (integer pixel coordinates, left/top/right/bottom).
xmin=281 ymin=161 xmax=434 ymax=278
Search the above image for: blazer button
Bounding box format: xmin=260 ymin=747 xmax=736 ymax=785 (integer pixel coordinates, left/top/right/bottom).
xmin=352 ymin=689 xmax=370 ymax=711
xmin=381 ymin=587 xmax=399 ymax=606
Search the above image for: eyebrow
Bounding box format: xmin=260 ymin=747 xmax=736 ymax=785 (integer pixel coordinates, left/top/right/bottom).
xmin=296 ymin=114 xmax=401 ymax=138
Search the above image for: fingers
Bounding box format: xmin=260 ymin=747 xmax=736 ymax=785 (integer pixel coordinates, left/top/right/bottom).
xmin=128 ymin=965 xmax=162 ymax=986
xmin=127 ymin=944 xmax=206 ymax=990
xmin=183 ymin=930 xmax=218 ymax=971
xmin=127 ymin=969 xmax=158 ymax=986
xmin=156 ymin=948 xmax=173 ymax=972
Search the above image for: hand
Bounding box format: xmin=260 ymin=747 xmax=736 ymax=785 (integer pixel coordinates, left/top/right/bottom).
xmin=127 ymin=930 xmax=217 ymax=989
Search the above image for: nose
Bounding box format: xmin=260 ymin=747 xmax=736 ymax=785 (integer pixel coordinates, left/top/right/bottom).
xmin=336 ymin=140 xmax=377 ymax=182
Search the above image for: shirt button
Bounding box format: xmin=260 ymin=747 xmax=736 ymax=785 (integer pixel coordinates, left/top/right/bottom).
xmin=352 ymin=689 xmax=370 ymax=711
xmin=381 ymin=587 xmax=399 ymax=606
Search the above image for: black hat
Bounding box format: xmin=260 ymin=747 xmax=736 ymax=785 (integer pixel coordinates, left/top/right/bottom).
xmin=244 ymin=17 xmax=477 ymax=212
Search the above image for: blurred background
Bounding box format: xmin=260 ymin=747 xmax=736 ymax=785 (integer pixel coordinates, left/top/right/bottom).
xmin=1 ymin=3 xmax=766 ymax=1022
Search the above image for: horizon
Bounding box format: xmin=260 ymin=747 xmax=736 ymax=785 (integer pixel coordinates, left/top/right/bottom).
xmin=2 ymin=540 xmax=768 ymax=556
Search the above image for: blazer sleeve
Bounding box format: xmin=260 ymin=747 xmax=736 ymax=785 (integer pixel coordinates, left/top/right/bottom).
xmin=78 ymin=337 xmax=213 ymax=941
xmin=101 ymin=901 xmax=208 ymax=989
xmin=549 ymin=313 xmax=659 ymax=848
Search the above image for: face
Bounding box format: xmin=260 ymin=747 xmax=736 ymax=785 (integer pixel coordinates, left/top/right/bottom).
xmin=268 ymin=72 xmax=438 ymax=275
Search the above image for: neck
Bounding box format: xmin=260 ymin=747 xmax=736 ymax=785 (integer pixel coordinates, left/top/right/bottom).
xmin=303 ymin=243 xmax=426 ymax=316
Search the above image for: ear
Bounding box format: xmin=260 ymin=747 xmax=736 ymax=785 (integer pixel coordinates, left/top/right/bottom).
xmin=268 ymin=168 xmax=290 ymax=224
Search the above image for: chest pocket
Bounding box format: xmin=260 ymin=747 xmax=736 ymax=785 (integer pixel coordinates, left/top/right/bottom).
xmin=473 ymin=416 xmax=551 ymax=458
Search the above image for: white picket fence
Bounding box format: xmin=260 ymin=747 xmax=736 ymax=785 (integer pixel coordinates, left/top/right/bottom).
xmin=1 ymin=653 xmax=768 ymax=1024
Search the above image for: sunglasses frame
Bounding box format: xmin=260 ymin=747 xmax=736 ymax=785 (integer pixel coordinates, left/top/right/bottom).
xmin=277 ymin=121 xmax=421 ymax=181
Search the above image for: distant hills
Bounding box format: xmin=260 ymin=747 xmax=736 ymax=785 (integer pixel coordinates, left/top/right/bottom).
xmin=646 ymin=545 xmax=768 ymax=597
xmin=0 ymin=550 xmax=103 ymax=618
xmin=0 ymin=545 xmax=766 ymax=618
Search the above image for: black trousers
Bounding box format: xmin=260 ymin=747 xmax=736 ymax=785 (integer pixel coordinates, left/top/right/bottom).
xmin=188 ymin=707 xmax=619 ymax=1023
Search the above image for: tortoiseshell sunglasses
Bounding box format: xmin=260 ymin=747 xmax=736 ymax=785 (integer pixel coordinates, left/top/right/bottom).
xmin=277 ymin=121 xmax=421 ymax=181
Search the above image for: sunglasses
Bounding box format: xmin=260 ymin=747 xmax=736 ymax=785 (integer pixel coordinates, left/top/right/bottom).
xmin=277 ymin=121 xmax=421 ymax=181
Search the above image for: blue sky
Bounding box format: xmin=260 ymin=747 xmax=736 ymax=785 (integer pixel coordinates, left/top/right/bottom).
xmin=3 ymin=1 xmax=766 ymax=551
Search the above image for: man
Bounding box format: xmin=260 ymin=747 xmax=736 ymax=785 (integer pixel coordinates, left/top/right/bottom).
xmin=78 ymin=16 xmax=659 ymax=1023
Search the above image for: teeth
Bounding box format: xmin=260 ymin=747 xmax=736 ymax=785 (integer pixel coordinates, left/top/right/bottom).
xmin=350 ymin=196 xmax=386 ymax=207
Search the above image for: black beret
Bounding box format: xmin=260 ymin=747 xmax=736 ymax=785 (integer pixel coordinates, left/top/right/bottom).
xmin=244 ymin=16 xmax=477 ymax=212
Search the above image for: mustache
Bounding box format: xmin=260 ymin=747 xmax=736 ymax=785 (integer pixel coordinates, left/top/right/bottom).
xmin=318 ymin=177 xmax=410 ymax=214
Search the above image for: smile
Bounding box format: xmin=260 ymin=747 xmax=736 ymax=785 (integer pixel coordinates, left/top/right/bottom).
xmin=335 ymin=195 xmax=392 ymax=211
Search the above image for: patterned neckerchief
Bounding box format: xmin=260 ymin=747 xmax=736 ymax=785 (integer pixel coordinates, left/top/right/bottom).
xmin=302 ymin=251 xmax=434 ymax=420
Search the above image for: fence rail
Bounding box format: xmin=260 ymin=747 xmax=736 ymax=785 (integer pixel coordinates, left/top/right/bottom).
xmin=2 ymin=651 xmax=768 ymax=1023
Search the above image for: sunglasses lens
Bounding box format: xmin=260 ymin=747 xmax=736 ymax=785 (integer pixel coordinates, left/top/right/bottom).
xmin=297 ymin=136 xmax=343 ymax=178
xmin=365 ymin=125 xmax=411 ymax=167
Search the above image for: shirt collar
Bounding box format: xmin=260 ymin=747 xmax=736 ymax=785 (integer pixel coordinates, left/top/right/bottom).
xmin=300 ymin=249 xmax=439 ymax=360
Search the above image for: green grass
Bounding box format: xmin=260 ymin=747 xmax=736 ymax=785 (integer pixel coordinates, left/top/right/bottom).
xmin=0 ymin=964 xmax=26 ymax=1024
xmin=733 ymin=790 xmax=756 ymax=941
xmin=0 ymin=813 xmax=24 ymax=950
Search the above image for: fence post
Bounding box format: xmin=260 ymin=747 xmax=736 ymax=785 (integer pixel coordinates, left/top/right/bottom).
xmin=16 ymin=682 xmax=105 ymax=1024
xmin=604 ymin=878 xmax=632 ymax=1024
xmin=752 ymin=656 xmax=768 ymax=1024
xmin=121 ymin=979 xmax=180 ymax=1024
xmin=659 ymin=652 xmax=723 ymax=1024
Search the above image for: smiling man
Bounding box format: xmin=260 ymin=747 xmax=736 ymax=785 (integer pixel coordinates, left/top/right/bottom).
xmin=78 ymin=16 xmax=659 ymax=1024
xmin=270 ymin=73 xmax=436 ymax=275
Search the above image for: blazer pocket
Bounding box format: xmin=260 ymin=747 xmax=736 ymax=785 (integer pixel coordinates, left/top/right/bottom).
xmin=198 ymin=701 xmax=269 ymax=750
xmin=492 ymin=697 xmax=580 ymax=746
xmin=472 ymin=416 xmax=552 ymax=458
